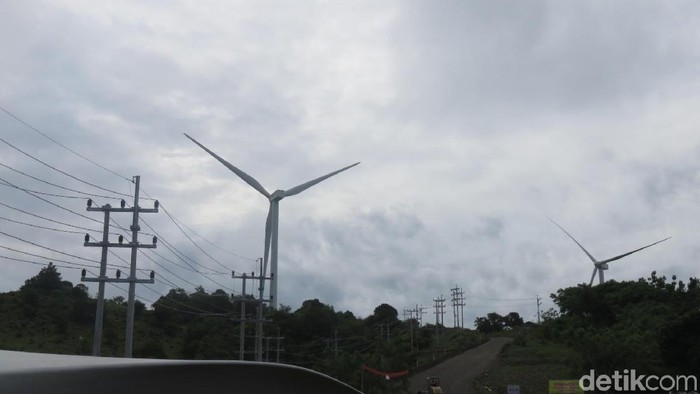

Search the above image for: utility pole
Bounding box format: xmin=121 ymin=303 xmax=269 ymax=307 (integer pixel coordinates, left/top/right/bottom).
xmin=450 ymin=286 xmax=465 ymax=328
xmin=536 ymin=294 xmax=542 ymax=324
xmin=82 ymin=177 xmax=158 ymax=357
xmin=232 ymin=258 xmax=272 ymax=361
xmin=255 ymin=258 xmax=273 ymax=361
xmin=416 ymin=304 xmax=426 ymax=327
xmin=403 ymin=308 xmax=415 ymax=351
xmin=276 ymin=327 xmax=284 ymax=363
xmin=231 ymin=271 xmax=251 ymax=360
xmin=450 ymin=286 xmax=459 ymax=328
xmin=433 ymin=295 xmax=445 ymax=341
xmin=458 ymin=289 xmax=465 ymax=329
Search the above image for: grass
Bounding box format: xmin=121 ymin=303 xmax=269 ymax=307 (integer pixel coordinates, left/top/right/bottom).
xmin=471 ymin=330 xmax=580 ymax=394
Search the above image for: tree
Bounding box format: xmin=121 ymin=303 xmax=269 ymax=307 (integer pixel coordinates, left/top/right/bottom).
xmin=475 ymin=312 xmax=505 ymax=334
xmin=365 ymin=303 xmax=399 ymax=326
xmin=20 ymin=263 xmax=63 ymax=295
xmin=502 ymin=312 xmax=524 ymax=328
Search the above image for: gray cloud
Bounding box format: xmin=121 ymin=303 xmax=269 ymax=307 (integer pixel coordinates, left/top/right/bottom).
xmin=0 ymin=1 xmax=698 ymax=326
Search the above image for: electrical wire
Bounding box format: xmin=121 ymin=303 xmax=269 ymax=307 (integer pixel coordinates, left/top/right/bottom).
xmin=0 ymin=161 xmax=123 ymax=199
xmin=0 ymin=229 xmax=99 ymax=264
xmin=158 ymin=202 xmax=233 ymax=271
xmin=0 ymin=135 xmax=133 ymax=197
xmin=0 ymin=254 xmax=84 ymax=271
xmin=0 ymin=201 xmax=103 ymax=234
xmin=0 ymin=175 xmax=103 ymax=224
xmin=0 ymin=105 xmax=132 ymax=182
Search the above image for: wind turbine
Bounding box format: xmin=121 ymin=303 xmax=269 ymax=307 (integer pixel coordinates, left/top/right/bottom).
xmin=549 ymin=218 xmax=670 ymax=286
xmin=185 ymin=133 xmax=359 ymax=308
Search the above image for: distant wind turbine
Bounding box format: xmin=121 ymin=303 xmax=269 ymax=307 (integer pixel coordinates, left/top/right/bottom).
xmin=549 ymin=218 xmax=670 ymax=286
xmin=185 ymin=133 xmax=359 ymax=308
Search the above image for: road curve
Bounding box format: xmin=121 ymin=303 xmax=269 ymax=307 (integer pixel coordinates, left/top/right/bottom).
xmin=409 ymin=337 xmax=511 ymax=393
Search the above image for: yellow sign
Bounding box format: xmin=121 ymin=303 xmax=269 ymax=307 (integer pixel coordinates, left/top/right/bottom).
xmin=549 ymin=380 xmax=583 ymax=394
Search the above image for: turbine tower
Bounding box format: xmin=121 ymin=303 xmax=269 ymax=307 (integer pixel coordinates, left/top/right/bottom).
xmin=549 ymin=218 xmax=670 ymax=286
xmin=185 ymin=134 xmax=359 ymax=308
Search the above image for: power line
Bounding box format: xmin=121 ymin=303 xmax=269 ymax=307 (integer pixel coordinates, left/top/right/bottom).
xmin=158 ymin=203 xmax=233 ymax=271
xmin=0 ymin=175 xmax=103 ymax=225
xmin=0 ymin=161 xmax=127 ymax=199
xmin=0 ymin=215 xmax=86 ymax=235
xmin=154 ymin=199 xmax=255 ymax=263
xmin=0 ymin=105 xmax=133 ymax=182
xmin=0 ymin=135 xmax=133 ymax=197
xmin=470 ymin=296 xmax=536 ymax=301
xmin=138 ymin=215 xmax=230 ymax=276
xmin=0 ymin=229 xmax=99 ymax=264
xmin=3 ymin=108 xmax=251 ymax=272
xmin=0 ymin=201 xmax=112 ymax=235
xmin=0 ymin=178 xmax=86 ymax=199
xmin=0 ymin=247 xmax=98 ymax=270
xmin=0 ymin=255 xmax=85 ymax=271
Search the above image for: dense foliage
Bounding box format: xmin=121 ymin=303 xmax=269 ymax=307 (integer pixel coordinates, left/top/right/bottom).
xmin=542 ymin=271 xmax=700 ymax=376
xmin=0 ymin=264 xmax=486 ymax=393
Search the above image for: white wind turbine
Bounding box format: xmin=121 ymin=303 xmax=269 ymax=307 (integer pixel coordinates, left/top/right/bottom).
xmin=549 ymin=218 xmax=670 ymax=286
xmin=185 ymin=134 xmax=359 ymax=308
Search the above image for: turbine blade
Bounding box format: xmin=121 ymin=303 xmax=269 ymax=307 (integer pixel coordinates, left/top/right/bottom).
xmin=599 ymin=237 xmax=671 ymax=264
xmin=184 ymin=133 xmax=270 ymax=198
xmin=283 ymin=162 xmax=360 ymax=198
xmin=548 ymin=218 xmax=598 ymax=263
xmin=589 ymin=267 xmax=598 ymax=286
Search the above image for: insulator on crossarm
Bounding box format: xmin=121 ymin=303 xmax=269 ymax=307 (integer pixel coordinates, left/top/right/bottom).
xmin=81 ymin=269 xmax=86 ymax=278
xmin=119 ymin=235 xmax=124 ymax=244
xmin=87 ymin=199 xmax=92 ymax=208
xmin=150 ymin=271 xmax=155 ymax=279
xmin=84 ymin=234 xmax=89 ymax=243
xmin=121 ymin=199 xmax=126 ymax=208
xmin=152 ymin=236 xmax=157 ymax=245
xmin=154 ymin=200 xmax=159 ymax=209
xmin=116 ymin=269 xmax=121 ymax=279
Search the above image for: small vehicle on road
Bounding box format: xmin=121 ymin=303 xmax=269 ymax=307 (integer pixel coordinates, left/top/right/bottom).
xmin=417 ymin=376 xmax=443 ymax=394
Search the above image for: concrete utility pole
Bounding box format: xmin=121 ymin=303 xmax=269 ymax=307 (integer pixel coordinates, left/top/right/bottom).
xmin=82 ymin=176 xmax=158 ymax=358
xmin=416 ymin=304 xmax=427 ymax=327
xmin=433 ymin=295 xmax=446 ymax=340
xmin=231 ymin=271 xmax=250 ymax=360
xmin=450 ymin=286 xmax=459 ymax=328
xmin=232 ymin=258 xmax=272 ymax=361
xmin=450 ymin=286 xmax=465 ymax=328
xmin=403 ymin=308 xmax=415 ymax=351
xmin=459 ymin=289 xmax=465 ymax=328
xmin=536 ymin=294 xmax=542 ymax=324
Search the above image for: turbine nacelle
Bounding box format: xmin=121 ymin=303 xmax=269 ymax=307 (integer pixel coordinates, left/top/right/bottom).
xmin=270 ymin=190 xmax=286 ymax=201
xmin=596 ymin=262 xmax=609 ymax=270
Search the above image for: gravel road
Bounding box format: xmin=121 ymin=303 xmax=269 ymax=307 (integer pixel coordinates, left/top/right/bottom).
xmin=409 ymin=337 xmax=511 ymax=393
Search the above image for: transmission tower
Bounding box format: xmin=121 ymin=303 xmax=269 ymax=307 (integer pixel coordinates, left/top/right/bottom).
xmin=82 ymin=175 xmax=158 ymax=357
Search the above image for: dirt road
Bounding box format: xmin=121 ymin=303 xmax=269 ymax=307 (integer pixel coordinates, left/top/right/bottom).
xmin=409 ymin=337 xmax=511 ymax=393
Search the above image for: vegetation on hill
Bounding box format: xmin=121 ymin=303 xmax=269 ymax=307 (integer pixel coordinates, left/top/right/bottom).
xmin=0 ymin=264 xmax=486 ymax=393
xmin=471 ymin=271 xmax=700 ymax=392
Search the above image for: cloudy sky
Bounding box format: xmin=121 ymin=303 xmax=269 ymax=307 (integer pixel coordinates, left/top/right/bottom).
xmin=1 ymin=1 xmax=699 ymax=328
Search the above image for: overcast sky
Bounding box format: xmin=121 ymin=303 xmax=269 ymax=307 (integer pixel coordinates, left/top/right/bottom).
xmin=1 ymin=1 xmax=699 ymax=329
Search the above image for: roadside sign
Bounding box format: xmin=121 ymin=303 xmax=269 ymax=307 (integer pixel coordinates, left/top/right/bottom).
xmin=549 ymin=380 xmax=584 ymax=394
